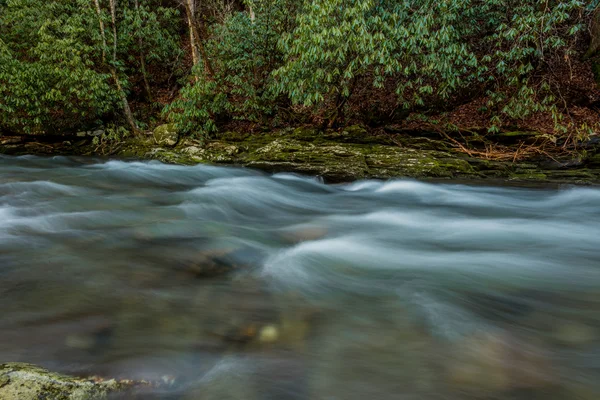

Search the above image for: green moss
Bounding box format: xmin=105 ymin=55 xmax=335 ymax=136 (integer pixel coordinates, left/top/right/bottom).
xmin=510 ymin=172 xmax=548 ymax=180
xmin=290 ymin=127 xmax=321 ymax=141
xmin=0 ymin=363 xmax=135 ymax=400
xmin=37 ymin=127 xmax=600 ymax=185
xmin=6 ymin=125 xmax=600 ymax=184
xmin=586 ymin=153 xmax=600 ymax=167
xmin=219 ymin=131 xmax=250 ymax=142
xmin=544 ymin=170 xmax=596 ymax=180
xmin=322 ymin=125 xmax=390 ymax=145
xmin=152 ymin=124 xmax=179 ymax=147
xmin=513 ymin=163 xmax=538 ymax=170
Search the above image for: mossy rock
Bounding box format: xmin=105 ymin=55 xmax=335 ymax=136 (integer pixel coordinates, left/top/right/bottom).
xmin=239 ymin=137 xmax=480 ymax=181
xmin=0 ymin=363 xmax=135 ymax=400
xmin=6 ymin=125 xmax=600 ymax=185
xmin=290 ymin=126 xmax=321 ymax=142
xmin=219 ymin=131 xmax=250 ymax=142
xmin=153 ymin=124 xmax=179 ymax=147
xmin=510 ymin=172 xmax=548 ymax=181
xmin=322 ymin=125 xmax=390 ymax=144
xmin=586 ymin=152 xmax=600 ymax=167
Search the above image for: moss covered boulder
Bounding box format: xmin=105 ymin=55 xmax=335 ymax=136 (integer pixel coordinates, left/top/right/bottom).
xmin=116 ymin=126 xmax=600 ymax=184
xmin=153 ymin=124 xmax=179 ymax=147
xmin=0 ymin=363 xmax=136 ymax=399
xmin=175 ymin=133 xmax=478 ymax=182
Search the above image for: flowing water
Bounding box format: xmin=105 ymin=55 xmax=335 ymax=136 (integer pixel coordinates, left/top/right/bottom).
xmin=1 ymin=154 xmax=600 ymax=399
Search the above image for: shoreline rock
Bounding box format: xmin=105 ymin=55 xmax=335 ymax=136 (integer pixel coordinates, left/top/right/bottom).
xmin=2 ymin=125 xmax=600 ymax=185
xmin=0 ymin=363 xmax=142 ymax=399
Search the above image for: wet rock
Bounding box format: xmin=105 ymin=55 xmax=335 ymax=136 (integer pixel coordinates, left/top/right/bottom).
xmin=205 ymin=142 xmax=239 ymax=160
xmin=539 ymin=158 xmax=585 ymax=170
xmin=280 ymin=225 xmax=328 ymax=243
xmin=153 ymin=124 xmax=178 ymax=147
xmin=586 ymin=152 xmax=600 ymax=167
xmin=5 ymin=125 xmax=600 ymax=184
xmin=242 ymin=136 xmax=482 ymax=182
xmin=291 ymin=126 xmax=321 ymax=141
xmin=258 ymin=325 xmax=280 ymax=343
xmin=182 ymin=145 xmax=202 ymax=156
xmin=184 ymin=246 xmax=260 ymax=278
xmin=323 ymin=125 xmax=377 ymax=143
xmin=0 ymin=363 xmax=135 ymax=399
xmin=509 ymin=171 xmax=549 ymax=180
xmin=276 ymin=313 xmax=314 ymax=348
xmin=195 ymin=278 xmax=280 ymax=347
xmin=0 ymin=136 xmax=25 ymax=145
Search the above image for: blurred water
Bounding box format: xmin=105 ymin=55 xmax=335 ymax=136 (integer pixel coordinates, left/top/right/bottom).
xmin=0 ymin=154 xmax=599 ymax=399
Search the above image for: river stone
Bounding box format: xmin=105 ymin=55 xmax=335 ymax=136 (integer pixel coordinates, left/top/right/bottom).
xmin=153 ymin=124 xmax=179 ymax=147
xmin=279 ymin=225 xmax=328 ymax=244
xmin=0 ymin=363 xmax=132 ymax=399
xmin=183 ymin=145 xmax=202 ymax=156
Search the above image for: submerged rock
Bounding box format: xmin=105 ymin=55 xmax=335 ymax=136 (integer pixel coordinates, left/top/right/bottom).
xmin=0 ymin=363 xmax=136 ymax=399
xmin=279 ymin=225 xmax=328 ymax=244
xmin=258 ymin=324 xmax=280 ymax=343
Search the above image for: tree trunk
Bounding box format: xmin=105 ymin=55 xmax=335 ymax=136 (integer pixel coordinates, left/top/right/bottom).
xmin=586 ymin=8 xmax=600 ymax=59
xmin=182 ymin=0 xmax=214 ymax=78
xmin=92 ymin=0 xmax=107 ymax=63
xmin=249 ymin=4 xmax=255 ymax=23
xmin=108 ymin=0 xmax=138 ymax=133
xmin=109 ymin=0 xmax=118 ymax=63
xmin=134 ymin=0 xmax=152 ymax=101
xmin=184 ymin=0 xmax=199 ymax=66
xmin=111 ymin=69 xmax=138 ymax=133
xmin=139 ymin=55 xmax=152 ymax=101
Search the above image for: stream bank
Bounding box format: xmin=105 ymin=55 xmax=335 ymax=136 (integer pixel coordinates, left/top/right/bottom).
xmin=2 ymin=125 xmax=600 ymax=184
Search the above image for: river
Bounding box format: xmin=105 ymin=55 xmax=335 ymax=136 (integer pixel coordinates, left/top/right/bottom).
xmin=0 ymin=154 xmax=599 ymax=399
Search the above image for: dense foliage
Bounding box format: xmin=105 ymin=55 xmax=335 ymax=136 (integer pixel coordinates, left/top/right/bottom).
xmin=0 ymin=0 xmax=180 ymax=133
xmin=164 ymin=0 xmax=298 ymax=134
xmin=1 ymin=0 xmax=599 ymax=139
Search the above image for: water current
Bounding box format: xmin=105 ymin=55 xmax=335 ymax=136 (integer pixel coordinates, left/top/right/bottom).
xmin=1 ymin=155 xmax=599 ymax=399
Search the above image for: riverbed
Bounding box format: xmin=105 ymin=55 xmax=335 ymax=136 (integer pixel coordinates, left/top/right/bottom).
xmin=1 ymin=155 xmax=599 ymax=399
